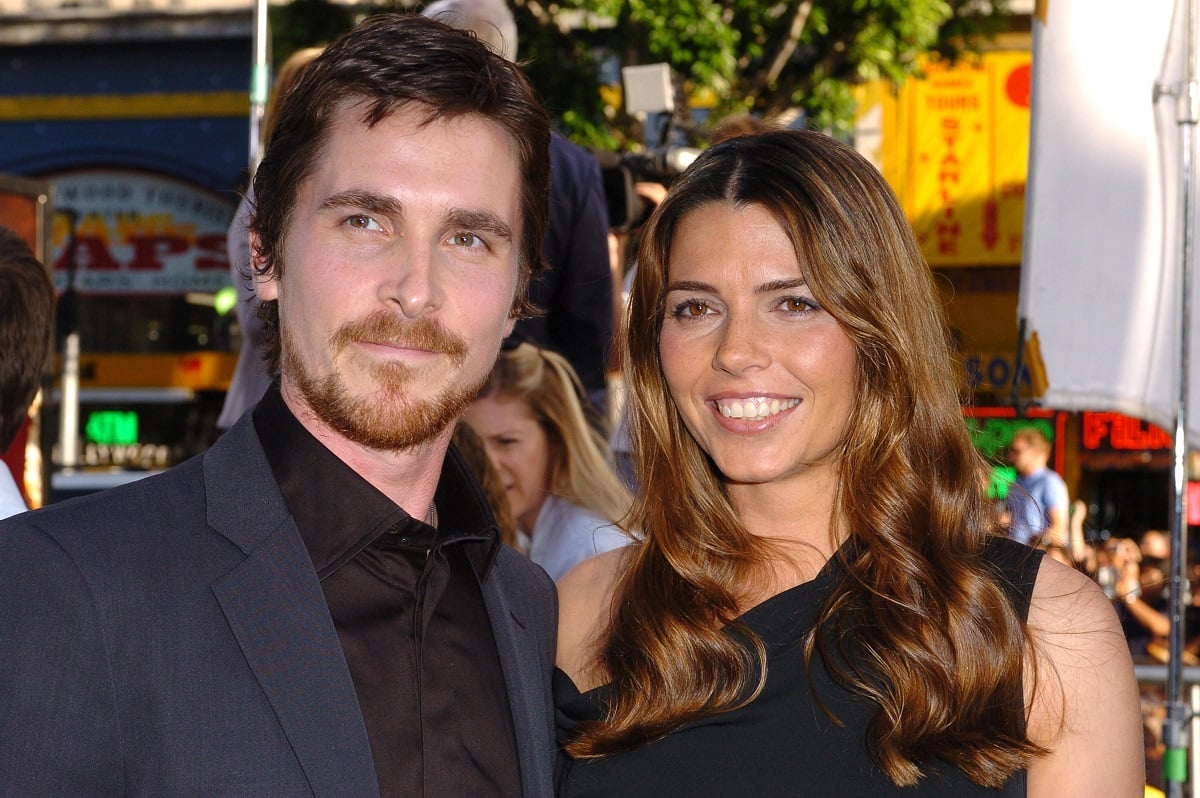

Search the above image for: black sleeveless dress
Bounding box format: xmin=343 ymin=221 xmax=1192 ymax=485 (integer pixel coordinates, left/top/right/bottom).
xmin=554 ymin=537 xmax=1043 ymax=797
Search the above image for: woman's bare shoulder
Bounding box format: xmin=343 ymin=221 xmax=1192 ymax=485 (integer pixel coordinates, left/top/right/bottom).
xmin=1024 ymin=555 xmax=1145 ymax=795
xmin=555 ymin=545 xmax=634 ymax=689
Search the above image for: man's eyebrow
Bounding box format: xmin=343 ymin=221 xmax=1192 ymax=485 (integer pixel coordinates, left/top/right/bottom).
xmin=446 ymin=208 xmax=513 ymax=241
xmin=319 ymin=190 xmax=404 ymax=217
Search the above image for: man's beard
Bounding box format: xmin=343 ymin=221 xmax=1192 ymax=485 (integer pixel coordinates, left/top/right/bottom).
xmin=284 ymin=311 xmax=486 ymax=452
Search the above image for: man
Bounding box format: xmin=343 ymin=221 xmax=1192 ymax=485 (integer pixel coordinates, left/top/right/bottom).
xmin=0 ymin=227 xmax=55 ymax=519
xmin=1004 ymin=426 xmax=1069 ymax=548
xmin=423 ymin=0 xmax=615 ymax=416
xmin=0 ymin=15 xmax=556 ymax=796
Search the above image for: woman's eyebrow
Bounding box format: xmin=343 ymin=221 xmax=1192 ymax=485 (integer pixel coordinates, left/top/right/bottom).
xmin=756 ymin=277 xmax=808 ymax=294
xmin=664 ymin=280 xmax=717 ymax=293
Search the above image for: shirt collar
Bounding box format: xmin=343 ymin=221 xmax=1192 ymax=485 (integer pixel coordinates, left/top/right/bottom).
xmin=252 ymin=385 xmax=501 ymax=580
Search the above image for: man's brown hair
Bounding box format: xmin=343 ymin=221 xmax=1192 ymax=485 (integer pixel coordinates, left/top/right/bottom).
xmin=0 ymin=227 xmax=55 ymax=450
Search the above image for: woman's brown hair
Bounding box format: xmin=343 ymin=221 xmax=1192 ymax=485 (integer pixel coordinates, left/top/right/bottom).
xmin=566 ymin=129 xmax=1045 ymax=786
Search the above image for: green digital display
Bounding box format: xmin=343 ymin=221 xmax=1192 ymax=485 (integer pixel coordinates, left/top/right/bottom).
xmin=965 ymin=416 xmax=1054 ymax=462
xmin=85 ymin=410 xmax=139 ymax=446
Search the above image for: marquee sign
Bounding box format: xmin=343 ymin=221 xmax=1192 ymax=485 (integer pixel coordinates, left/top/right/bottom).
xmin=48 ymin=168 xmax=235 ymax=295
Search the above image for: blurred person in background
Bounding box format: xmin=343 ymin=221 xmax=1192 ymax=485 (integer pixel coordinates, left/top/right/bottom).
xmin=1140 ymin=528 xmax=1170 ymax=562
xmin=464 ymin=341 xmax=630 ymax=580
xmin=217 ymin=46 xmax=324 ymax=431
xmin=1004 ymin=427 xmax=1069 ymax=549
xmin=1101 ymin=536 xmax=1171 ymax=662
xmin=424 ymin=0 xmax=615 ymax=418
xmin=1100 ymin=529 xmax=1190 ymax=795
xmin=0 ymin=227 xmax=55 ymax=519
xmin=1104 ymin=529 xmax=1198 ymax=666
xmin=452 ymin=419 xmax=518 ymax=549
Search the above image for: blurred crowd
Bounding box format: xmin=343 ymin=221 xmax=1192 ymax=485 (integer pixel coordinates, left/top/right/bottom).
xmin=1014 ymin=499 xmax=1183 ymax=791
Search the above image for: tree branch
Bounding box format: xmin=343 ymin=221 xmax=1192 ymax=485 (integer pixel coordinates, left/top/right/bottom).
xmin=763 ymin=0 xmax=814 ymax=88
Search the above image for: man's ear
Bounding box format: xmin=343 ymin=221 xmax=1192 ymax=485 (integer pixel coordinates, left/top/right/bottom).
xmin=250 ymin=230 xmax=279 ymax=301
xmin=502 ymin=315 xmax=516 ymax=339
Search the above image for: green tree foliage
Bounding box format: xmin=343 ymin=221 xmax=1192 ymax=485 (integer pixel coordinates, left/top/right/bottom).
xmin=513 ymin=3 xmax=619 ymax=149
xmin=514 ymin=0 xmax=1011 ymax=146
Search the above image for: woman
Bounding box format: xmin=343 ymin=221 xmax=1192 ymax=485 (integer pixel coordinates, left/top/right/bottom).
xmin=555 ymin=130 xmax=1142 ymax=795
xmin=464 ymin=341 xmax=631 ymax=579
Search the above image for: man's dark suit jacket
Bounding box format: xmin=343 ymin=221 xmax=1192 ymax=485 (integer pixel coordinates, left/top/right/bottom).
xmin=515 ymin=131 xmax=614 ymax=407
xmin=0 ymin=415 xmax=558 ymax=796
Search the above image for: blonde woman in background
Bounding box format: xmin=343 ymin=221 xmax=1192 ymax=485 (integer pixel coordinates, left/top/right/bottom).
xmin=465 ymin=341 xmax=631 ymax=579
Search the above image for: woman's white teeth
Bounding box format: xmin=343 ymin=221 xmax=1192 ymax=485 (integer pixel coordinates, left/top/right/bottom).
xmin=717 ymin=397 xmax=799 ymax=420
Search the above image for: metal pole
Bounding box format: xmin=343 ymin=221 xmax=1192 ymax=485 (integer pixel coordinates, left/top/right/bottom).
xmin=1167 ymin=2 xmax=1200 ymax=793
xmin=1011 ymin=316 xmax=1028 ymax=415
xmin=248 ymin=0 xmax=270 ymax=176
xmin=1191 ymin=685 xmax=1200 ymax=798
xmin=55 ymin=209 xmax=80 ymax=477
xmin=58 ymin=333 xmax=79 ymax=472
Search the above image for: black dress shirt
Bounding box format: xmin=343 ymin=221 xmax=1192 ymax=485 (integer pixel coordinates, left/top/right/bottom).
xmin=253 ymin=386 xmax=522 ymax=797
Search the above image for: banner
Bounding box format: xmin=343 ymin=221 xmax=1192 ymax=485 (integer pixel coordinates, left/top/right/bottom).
xmin=1020 ymin=0 xmax=1200 ymax=438
xmin=907 ymin=53 xmax=1030 ymax=266
xmin=858 ymin=51 xmax=1031 ymax=267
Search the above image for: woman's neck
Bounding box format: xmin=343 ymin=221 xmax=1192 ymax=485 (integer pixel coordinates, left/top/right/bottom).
xmin=727 ymin=469 xmax=841 ymax=601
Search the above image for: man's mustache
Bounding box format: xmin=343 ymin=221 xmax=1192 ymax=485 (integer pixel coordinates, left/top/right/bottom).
xmin=331 ymin=311 xmax=468 ymax=363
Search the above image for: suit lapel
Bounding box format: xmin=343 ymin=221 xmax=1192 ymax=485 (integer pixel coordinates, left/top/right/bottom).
xmin=481 ymin=551 xmax=555 ymax=798
xmin=204 ymin=418 xmax=379 ymax=798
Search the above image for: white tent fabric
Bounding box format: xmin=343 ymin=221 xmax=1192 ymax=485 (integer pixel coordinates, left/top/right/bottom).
xmin=1020 ymin=0 xmax=1198 ymax=438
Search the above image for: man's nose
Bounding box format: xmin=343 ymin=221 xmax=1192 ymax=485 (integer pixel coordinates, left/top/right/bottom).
xmin=379 ymin=245 xmax=443 ymax=318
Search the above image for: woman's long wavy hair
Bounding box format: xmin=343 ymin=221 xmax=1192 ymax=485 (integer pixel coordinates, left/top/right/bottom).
xmin=566 ymin=129 xmax=1045 ymax=786
xmin=477 ymin=342 xmax=631 ymax=526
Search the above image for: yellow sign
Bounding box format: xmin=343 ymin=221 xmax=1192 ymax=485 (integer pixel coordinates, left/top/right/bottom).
xmin=860 ymin=51 xmax=1031 ymax=267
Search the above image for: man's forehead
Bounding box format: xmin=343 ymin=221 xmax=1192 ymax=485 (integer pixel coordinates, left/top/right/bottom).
xmin=333 ymin=96 xmax=520 ymax=153
xmin=314 ymin=102 xmax=524 ymax=194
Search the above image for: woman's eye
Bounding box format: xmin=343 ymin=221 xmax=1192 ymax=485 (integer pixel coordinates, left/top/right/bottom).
xmin=671 ymin=300 xmax=711 ymax=318
xmin=346 ymin=214 xmax=383 ymax=231
xmin=781 ymin=296 xmax=819 ymax=314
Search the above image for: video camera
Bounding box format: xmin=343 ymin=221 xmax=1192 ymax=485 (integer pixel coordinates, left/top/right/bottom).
xmin=595 ymin=146 xmax=699 ymax=232
xmin=595 ymin=63 xmax=701 ymax=231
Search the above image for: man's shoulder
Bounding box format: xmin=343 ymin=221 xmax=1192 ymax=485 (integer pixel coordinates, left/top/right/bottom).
xmin=0 ymin=456 xmax=216 ymax=593
xmin=7 ymin=456 xmax=207 ymax=533
xmin=1029 ymin=466 xmax=1069 ymax=497
xmin=0 ymin=467 xmax=28 ymax=520
xmin=0 ymin=427 xmax=274 ymax=555
xmin=487 ymin=544 xmax=557 ymax=641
